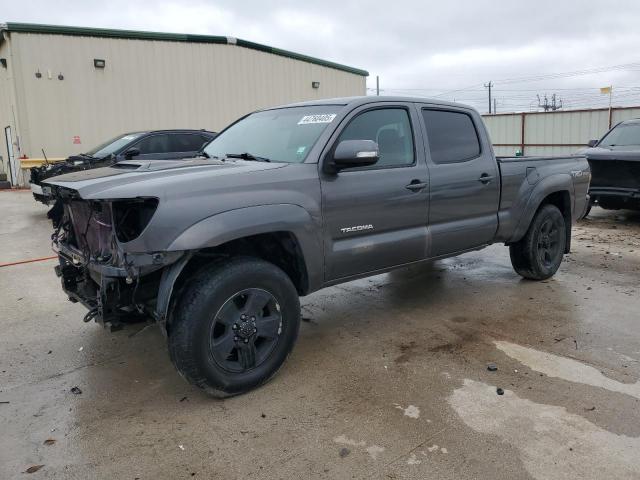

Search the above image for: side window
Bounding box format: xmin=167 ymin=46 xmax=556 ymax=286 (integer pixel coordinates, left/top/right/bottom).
xmin=168 ymin=134 xmax=210 ymax=152
xmin=338 ymin=108 xmax=414 ymax=167
xmin=422 ymin=109 xmax=481 ymax=164
xmin=135 ymin=134 xmax=171 ymax=154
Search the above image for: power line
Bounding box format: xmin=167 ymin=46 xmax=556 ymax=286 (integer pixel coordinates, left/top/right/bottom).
xmin=493 ymin=62 xmax=640 ymax=85
xmin=395 ymin=61 xmax=640 ymax=99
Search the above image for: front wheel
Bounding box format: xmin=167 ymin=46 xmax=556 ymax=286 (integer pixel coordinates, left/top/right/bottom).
xmin=168 ymin=257 xmax=300 ymax=398
xmin=509 ymin=204 xmax=567 ymax=280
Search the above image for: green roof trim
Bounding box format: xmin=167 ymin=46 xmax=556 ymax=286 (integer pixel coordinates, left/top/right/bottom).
xmin=1 ymin=22 xmax=369 ymax=76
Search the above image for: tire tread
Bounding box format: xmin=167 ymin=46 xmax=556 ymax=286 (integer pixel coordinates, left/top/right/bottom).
xmin=168 ymin=256 xmax=299 ymax=398
xmin=509 ymin=204 xmax=566 ymax=281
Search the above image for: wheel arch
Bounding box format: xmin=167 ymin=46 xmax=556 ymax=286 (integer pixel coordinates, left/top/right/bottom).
xmin=509 ymin=174 xmax=573 ymax=253
xmin=155 ymin=205 xmax=322 ymax=332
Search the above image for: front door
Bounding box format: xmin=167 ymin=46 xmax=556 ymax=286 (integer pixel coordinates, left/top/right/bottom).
xmin=419 ymin=106 xmax=500 ymax=257
xmin=321 ymin=104 xmax=430 ymax=281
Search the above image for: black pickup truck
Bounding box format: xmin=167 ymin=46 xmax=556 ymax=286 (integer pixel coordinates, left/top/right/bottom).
xmin=44 ymin=96 xmax=590 ymax=397
xmin=583 ymin=118 xmax=640 ymax=214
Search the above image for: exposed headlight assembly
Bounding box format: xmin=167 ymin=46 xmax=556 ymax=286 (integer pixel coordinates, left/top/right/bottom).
xmin=112 ymin=198 xmax=159 ymax=243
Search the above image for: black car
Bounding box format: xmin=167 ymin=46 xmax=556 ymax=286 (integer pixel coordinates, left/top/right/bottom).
xmin=30 ymin=129 xmax=216 ymax=204
xmin=583 ymin=119 xmax=640 ymax=216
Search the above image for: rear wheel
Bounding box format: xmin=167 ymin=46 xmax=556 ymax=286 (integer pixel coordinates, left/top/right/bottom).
xmin=168 ymin=257 xmax=300 ymax=398
xmin=509 ymin=204 xmax=566 ymax=280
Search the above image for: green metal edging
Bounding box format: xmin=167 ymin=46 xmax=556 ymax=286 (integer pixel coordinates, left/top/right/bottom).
xmin=234 ymin=38 xmax=368 ymax=76
xmin=1 ymin=22 xmax=369 ymax=76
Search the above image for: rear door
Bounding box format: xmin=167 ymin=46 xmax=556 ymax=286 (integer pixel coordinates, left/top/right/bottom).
xmin=418 ymin=106 xmax=499 ymax=257
xmin=320 ymin=103 xmax=430 ymax=281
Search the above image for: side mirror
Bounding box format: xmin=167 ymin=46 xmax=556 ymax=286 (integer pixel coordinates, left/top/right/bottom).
xmin=124 ymin=147 xmax=140 ymax=159
xmin=328 ymin=139 xmax=379 ymax=172
xmin=587 ymin=139 xmax=598 ymax=148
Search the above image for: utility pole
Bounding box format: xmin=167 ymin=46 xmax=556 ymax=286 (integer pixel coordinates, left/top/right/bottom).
xmin=600 ymin=85 xmax=613 ymax=128
xmin=493 ymin=98 xmax=497 ymax=114
xmin=484 ymin=81 xmax=493 ymax=114
xmin=376 ymin=76 xmax=380 ymax=96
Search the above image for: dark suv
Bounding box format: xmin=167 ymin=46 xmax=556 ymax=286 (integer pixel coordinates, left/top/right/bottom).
xmin=30 ymin=129 xmax=216 ymax=203
xmin=583 ymin=119 xmax=640 ymax=215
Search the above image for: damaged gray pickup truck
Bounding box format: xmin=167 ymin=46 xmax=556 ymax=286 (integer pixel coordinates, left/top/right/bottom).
xmin=45 ymin=97 xmax=590 ymax=397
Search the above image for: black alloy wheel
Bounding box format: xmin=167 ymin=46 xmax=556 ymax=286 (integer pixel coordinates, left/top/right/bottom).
xmin=210 ymin=288 xmax=282 ymax=372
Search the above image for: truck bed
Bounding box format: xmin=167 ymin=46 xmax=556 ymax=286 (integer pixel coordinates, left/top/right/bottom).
xmin=494 ymin=154 xmax=590 ymax=244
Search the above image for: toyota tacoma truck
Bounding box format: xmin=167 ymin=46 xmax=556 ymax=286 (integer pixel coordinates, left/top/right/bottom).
xmin=582 ymin=118 xmax=640 ymax=215
xmin=44 ymin=97 xmax=590 ymax=397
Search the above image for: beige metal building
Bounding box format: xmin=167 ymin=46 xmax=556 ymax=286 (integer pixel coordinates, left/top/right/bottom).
xmin=0 ymin=23 xmax=368 ymax=186
xmin=483 ymin=106 xmax=640 ymax=157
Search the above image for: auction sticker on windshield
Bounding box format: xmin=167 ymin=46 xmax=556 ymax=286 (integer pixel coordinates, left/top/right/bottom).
xmin=298 ymin=114 xmax=337 ymax=125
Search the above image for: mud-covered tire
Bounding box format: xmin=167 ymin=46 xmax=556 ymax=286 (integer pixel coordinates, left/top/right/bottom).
xmin=509 ymin=204 xmax=567 ymax=280
xmin=168 ymin=257 xmax=300 ymax=398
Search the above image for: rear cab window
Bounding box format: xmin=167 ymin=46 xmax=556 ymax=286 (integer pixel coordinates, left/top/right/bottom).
xmin=422 ymin=109 xmax=481 ymax=164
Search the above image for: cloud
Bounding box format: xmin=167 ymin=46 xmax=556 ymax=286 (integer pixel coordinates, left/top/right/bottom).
xmin=4 ymin=0 xmax=640 ymax=112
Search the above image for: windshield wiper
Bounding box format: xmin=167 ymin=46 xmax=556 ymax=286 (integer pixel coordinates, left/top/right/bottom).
xmin=225 ymin=152 xmax=271 ymax=162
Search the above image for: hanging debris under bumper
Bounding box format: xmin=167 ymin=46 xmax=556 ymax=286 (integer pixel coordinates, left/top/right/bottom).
xmin=49 ymin=189 xmax=185 ymax=329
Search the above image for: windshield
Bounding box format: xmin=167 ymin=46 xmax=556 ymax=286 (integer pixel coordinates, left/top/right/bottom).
xmin=203 ymin=106 xmax=342 ymax=163
xmin=85 ymin=132 xmax=144 ymax=158
xmin=599 ymin=123 xmax=640 ymax=147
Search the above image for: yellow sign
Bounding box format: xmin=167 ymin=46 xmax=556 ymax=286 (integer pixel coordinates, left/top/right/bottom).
xmin=600 ymin=86 xmax=612 ymax=94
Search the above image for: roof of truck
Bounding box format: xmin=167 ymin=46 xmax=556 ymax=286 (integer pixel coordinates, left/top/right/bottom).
xmin=270 ymin=96 xmax=476 ymax=111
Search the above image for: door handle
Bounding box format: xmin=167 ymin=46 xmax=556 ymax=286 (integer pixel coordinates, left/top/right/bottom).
xmin=478 ymin=173 xmax=494 ymax=184
xmin=405 ymin=180 xmax=428 ymax=192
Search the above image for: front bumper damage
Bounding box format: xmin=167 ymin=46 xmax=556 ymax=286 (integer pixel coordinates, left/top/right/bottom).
xmin=50 ymin=190 xmax=184 ymax=330
xmin=55 ymin=242 xmax=183 ymax=328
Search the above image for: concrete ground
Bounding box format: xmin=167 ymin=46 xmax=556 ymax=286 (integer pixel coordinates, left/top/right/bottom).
xmin=1 ymin=189 xmax=639 ymax=479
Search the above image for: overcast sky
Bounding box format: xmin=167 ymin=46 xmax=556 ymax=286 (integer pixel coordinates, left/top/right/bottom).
xmin=5 ymin=0 xmax=640 ymax=113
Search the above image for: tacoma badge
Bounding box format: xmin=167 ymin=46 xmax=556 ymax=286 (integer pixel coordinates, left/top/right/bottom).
xmin=340 ymin=224 xmax=374 ymax=233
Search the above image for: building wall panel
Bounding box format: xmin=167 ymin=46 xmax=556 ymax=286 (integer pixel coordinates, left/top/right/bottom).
xmin=0 ymin=35 xmax=20 ymax=183
xmin=612 ymin=107 xmax=640 ymax=124
xmin=483 ymin=106 xmax=640 ymax=158
xmin=9 ymin=32 xmax=365 ymax=183
xmin=483 ymin=114 xmax=521 ymax=145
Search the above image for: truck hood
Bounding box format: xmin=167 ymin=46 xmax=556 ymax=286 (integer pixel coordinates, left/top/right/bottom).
xmin=585 ymin=146 xmax=640 ymax=162
xmin=44 ymin=158 xmax=287 ymax=199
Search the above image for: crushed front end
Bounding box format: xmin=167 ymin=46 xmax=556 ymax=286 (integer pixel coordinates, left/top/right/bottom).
xmin=30 ymin=156 xmax=115 ymax=204
xmin=50 ymin=187 xmax=182 ymax=329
